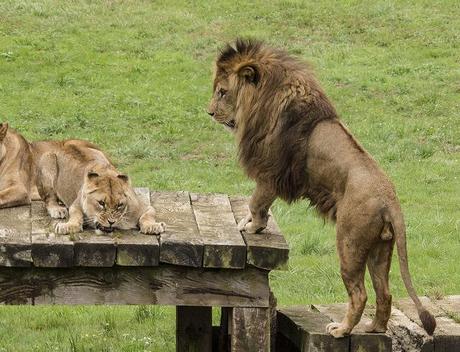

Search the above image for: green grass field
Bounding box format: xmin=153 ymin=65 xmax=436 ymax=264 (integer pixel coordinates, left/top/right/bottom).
xmin=0 ymin=0 xmax=459 ymax=350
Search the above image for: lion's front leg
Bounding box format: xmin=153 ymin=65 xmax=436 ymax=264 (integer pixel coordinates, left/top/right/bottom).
xmin=139 ymin=205 xmax=166 ymax=235
xmin=238 ymin=183 xmax=276 ymax=234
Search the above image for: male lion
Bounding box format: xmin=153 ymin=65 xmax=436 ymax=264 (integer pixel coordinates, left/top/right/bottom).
xmin=32 ymin=139 xmax=165 ymax=236
xmin=0 ymin=123 xmax=33 ymax=208
xmin=207 ymin=39 xmax=436 ymax=337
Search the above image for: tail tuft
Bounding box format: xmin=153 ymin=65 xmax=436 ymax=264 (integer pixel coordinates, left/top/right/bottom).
xmin=419 ymin=309 xmax=436 ymax=335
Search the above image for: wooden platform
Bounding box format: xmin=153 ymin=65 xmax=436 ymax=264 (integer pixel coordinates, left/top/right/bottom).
xmin=0 ymin=189 xmax=289 ymax=272
xmin=277 ymin=296 xmax=460 ymax=352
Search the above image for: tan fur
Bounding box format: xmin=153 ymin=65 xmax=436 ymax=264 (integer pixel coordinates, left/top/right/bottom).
xmin=208 ymin=39 xmax=436 ymax=337
xmin=32 ymin=140 xmax=165 ymax=235
xmin=0 ymin=123 xmax=33 ymax=208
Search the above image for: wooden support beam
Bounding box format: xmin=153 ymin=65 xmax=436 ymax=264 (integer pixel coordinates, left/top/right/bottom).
xmin=0 ymin=266 xmax=269 ymax=307
xmin=231 ymin=307 xmax=270 ymax=352
xmin=176 ymin=306 xmax=212 ymax=352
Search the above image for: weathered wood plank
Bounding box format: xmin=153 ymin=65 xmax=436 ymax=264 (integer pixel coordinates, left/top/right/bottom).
xmin=432 ymin=295 xmax=460 ymax=318
xmin=230 ymin=196 xmax=289 ymax=270
xmin=386 ymin=307 xmax=433 ymax=352
xmin=31 ymin=201 xmax=74 ymax=267
xmin=0 ymin=204 xmax=32 ymax=267
xmin=0 ymin=266 xmax=269 ymax=307
xmin=176 ymin=306 xmax=212 ymax=352
xmin=277 ymin=306 xmax=349 ymax=352
xmin=191 ymin=194 xmax=246 ymax=269
xmin=151 ymin=191 xmax=203 ymax=267
xmin=313 ymin=303 xmax=391 ymax=352
xmin=396 ymin=297 xmax=460 ymax=352
xmin=231 ymin=307 xmax=270 ymax=352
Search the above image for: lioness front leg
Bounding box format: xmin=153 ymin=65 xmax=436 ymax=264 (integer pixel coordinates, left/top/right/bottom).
xmin=55 ymin=203 xmax=84 ymax=235
xmin=36 ymin=152 xmax=68 ymax=219
xmin=139 ymin=205 xmax=166 ymax=235
xmin=238 ymin=183 xmax=276 ymax=234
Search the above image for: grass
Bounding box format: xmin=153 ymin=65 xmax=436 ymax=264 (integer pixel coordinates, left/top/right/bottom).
xmin=0 ymin=0 xmax=459 ymax=350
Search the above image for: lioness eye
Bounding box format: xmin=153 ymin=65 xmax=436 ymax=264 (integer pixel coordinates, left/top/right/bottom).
xmin=218 ymin=89 xmax=226 ymax=98
xmin=117 ymin=203 xmax=124 ymax=209
xmin=98 ymin=200 xmax=105 ymax=207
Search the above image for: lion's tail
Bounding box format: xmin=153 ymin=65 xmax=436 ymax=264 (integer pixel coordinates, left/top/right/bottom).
xmin=385 ymin=205 xmax=436 ymax=335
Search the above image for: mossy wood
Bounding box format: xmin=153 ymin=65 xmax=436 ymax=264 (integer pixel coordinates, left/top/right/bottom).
xmin=0 ymin=189 xmax=288 ymax=270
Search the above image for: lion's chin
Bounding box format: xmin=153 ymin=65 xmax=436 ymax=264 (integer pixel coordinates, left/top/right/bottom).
xmin=96 ymin=223 xmax=114 ymax=233
xmin=223 ymin=119 xmax=236 ymax=132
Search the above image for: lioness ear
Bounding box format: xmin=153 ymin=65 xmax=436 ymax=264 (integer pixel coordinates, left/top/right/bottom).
xmin=0 ymin=123 xmax=8 ymax=142
xmin=237 ymin=63 xmax=259 ymax=84
xmin=87 ymin=171 xmax=99 ymax=180
xmin=117 ymin=174 xmax=129 ymax=183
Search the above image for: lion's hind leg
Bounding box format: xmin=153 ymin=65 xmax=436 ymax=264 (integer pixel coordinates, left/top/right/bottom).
xmin=364 ymin=240 xmax=394 ymax=333
xmin=36 ymin=152 xmax=68 ymax=219
xmin=327 ymin=228 xmax=370 ymax=338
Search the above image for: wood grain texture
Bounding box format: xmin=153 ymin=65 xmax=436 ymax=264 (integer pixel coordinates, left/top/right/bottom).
xmin=115 ymin=233 xmax=159 ymax=266
xmin=151 ymin=191 xmax=203 ymax=267
xmin=0 ymin=266 xmax=269 ymax=307
xmin=277 ymin=306 xmax=349 ymax=352
xmin=191 ymin=194 xmax=246 ymax=269
xmin=0 ymin=204 xmax=32 ymax=267
xmin=231 ymin=307 xmax=270 ymax=352
xmin=73 ymin=231 xmax=116 ymax=267
xmin=396 ymin=297 xmax=460 ymax=352
xmin=31 ymin=201 xmax=74 ymax=267
xmin=230 ymin=196 xmax=289 ymax=270
xmin=176 ymin=306 xmax=212 ymax=352
xmin=313 ymin=303 xmax=391 ymax=352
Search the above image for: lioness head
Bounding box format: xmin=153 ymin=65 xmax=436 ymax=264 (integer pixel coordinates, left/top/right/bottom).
xmin=82 ymin=167 xmax=130 ymax=233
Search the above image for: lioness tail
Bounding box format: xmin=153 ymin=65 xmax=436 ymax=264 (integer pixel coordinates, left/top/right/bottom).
xmin=386 ymin=206 xmax=436 ymax=335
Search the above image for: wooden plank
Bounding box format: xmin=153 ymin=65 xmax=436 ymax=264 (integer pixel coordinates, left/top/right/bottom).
xmin=386 ymin=307 xmax=433 ymax=352
xmin=277 ymin=306 xmax=349 ymax=352
xmin=73 ymin=232 xmax=116 ymax=267
xmin=0 ymin=266 xmax=269 ymax=307
xmin=313 ymin=303 xmax=391 ymax=352
xmin=230 ymin=196 xmax=289 ymax=270
xmin=231 ymin=307 xmax=270 ymax=352
xmin=151 ymin=191 xmax=203 ymax=267
xmin=176 ymin=306 xmax=212 ymax=352
xmin=396 ymin=297 xmax=460 ymax=352
xmin=115 ymin=188 xmax=159 ymax=266
xmin=191 ymin=193 xmax=246 ymax=269
xmin=0 ymin=204 xmax=32 ymax=267
xmin=31 ymin=201 xmax=74 ymax=267
xmin=432 ymin=295 xmax=460 ymax=318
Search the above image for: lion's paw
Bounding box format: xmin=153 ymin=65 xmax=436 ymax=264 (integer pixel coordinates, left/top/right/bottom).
xmin=363 ymin=321 xmax=387 ymax=333
xmin=48 ymin=206 xmax=68 ymax=219
xmin=55 ymin=222 xmax=81 ymax=235
xmin=243 ymin=221 xmax=266 ymax=234
xmin=140 ymin=221 xmax=166 ymax=235
xmin=237 ymin=214 xmax=252 ymax=231
xmin=326 ymin=322 xmax=349 ymax=338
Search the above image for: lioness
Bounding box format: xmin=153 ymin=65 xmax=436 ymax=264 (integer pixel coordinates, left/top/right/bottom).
xmin=32 ymin=139 xmax=165 ymax=235
xmin=0 ymin=123 xmax=33 ymax=208
xmin=207 ymin=39 xmax=436 ymax=337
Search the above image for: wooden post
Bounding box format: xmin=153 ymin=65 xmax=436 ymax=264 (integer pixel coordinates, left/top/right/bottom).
xmin=176 ymin=306 xmax=212 ymax=352
xmin=231 ymin=307 xmax=270 ymax=352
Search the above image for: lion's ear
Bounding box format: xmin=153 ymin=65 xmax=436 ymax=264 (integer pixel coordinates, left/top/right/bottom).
xmin=0 ymin=123 xmax=8 ymax=143
xmin=87 ymin=171 xmax=99 ymax=180
xmin=117 ymin=174 xmax=129 ymax=183
xmin=237 ymin=63 xmax=259 ymax=84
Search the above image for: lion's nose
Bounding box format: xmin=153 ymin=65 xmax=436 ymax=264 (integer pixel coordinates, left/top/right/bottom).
xmin=207 ymin=111 xmax=215 ymax=117
xmin=108 ymin=220 xmax=115 ymax=226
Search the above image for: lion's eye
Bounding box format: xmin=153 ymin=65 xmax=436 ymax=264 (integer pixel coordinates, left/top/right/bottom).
xmin=218 ymin=89 xmax=226 ymax=98
xmin=98 ymin=200 xmax=105 ymax=208
xmin=117 ymin=203 xmax=125 ymax=209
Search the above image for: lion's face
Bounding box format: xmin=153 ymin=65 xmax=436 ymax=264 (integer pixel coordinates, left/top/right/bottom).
xmin=207 ymin=78 xmax=237 ymax=131
xmin=82 ymin=170 xmax=129 ymax=233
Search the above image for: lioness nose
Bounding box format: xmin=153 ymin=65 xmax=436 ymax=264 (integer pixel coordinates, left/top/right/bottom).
xmin=108 ymin=220 xmax=115 ymax=226
xmin=207 ymin=111 xmax=215 ymax=117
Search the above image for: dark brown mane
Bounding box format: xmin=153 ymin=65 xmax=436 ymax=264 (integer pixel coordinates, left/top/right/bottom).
xmin=217 ymin=39 xmax=339 ymax=204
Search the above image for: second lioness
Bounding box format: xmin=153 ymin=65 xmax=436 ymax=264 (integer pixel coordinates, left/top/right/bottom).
xmin=32 ymin=140 xmax=165 ymax=235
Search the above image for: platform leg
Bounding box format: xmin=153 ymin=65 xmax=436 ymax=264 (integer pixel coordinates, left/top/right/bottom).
xmin=176 ymin=306 xmax=212 ymax=352
xmin=231 ymin=307 xmax=270 ymax=352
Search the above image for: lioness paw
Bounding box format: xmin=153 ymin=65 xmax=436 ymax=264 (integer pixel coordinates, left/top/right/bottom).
xmin=140 ymin=221 xmax=166 ymax=235
xmin=237 ymin=214 xmax=252 ymax=231
xmin=48 ymin=206 xmax=68 ymax=219
xmin=55 ymin=222 xmax=81 ymax=235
